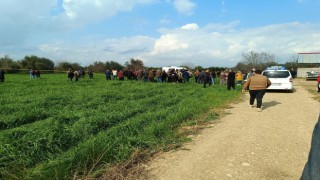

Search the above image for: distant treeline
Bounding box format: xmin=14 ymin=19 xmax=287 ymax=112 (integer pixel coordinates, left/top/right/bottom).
xmin=0 ymin=55 xmax=227 ymax=73
xmin=1 ymin=51 xmax=314 ymax=74
xmin=0 ymin=55 xmax=126 ymax=73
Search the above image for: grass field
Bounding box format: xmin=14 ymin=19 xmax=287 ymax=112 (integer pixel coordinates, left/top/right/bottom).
xmin=0 ymin=73 xmax=242 ymax=179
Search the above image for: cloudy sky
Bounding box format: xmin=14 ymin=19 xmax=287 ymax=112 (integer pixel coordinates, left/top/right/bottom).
xmin=1 ymin=0 xmax=320 ymax=67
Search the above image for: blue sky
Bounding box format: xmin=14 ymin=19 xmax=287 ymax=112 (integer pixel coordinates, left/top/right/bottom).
xmin=0 ymin=0 xmax=320 ymax=67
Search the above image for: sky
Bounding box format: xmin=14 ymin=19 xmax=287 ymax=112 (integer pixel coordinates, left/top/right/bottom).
xmin=0 ymin=0 xmax=320 ymax=68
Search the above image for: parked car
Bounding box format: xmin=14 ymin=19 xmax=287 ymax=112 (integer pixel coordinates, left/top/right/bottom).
xmin=306 ymin=71 xmax=320 ymax=80
xmin=262 ymin=69 xmax=293 ymax=92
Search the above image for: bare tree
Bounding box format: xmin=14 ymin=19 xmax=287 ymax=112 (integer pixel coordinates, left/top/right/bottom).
xmin=234 ymin=62 xmax=247 ymax=72
xmin=284 ymin=54 xmax=299 ymax=69
xmin=241 ymin=51 xmax=277 ymax=70
xmin=180 ymin=63 xmax=195 ymax=70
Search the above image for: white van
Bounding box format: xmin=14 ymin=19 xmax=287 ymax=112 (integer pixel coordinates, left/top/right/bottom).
xmin=262 ymin=69 xmax=293 ymax=92
xmin=162 ymin=66 xmax=185 ymax=73
xmin=162 ymin=66 xmax=193 ymax=77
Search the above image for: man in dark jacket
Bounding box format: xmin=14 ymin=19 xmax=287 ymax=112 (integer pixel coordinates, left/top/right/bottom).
xmin=301 ymin=115 xmax=320 ymax=179
xmin=203 ymin=69 xmax=212 ymax=88
xmin=0 ymin=70 xmax=5 ymax=82
xmin=227 ymin=69 xmax=236 ymax=90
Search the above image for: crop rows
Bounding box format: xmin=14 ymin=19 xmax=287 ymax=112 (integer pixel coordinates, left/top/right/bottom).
xmin=0 ymin=74 xmax=241 ymax=179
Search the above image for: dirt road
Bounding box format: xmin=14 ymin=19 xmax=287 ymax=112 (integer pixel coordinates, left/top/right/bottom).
xmin=146 ymin=80 xmax=319 ymax=179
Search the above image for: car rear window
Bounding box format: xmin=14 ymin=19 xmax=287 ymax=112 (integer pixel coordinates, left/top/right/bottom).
xmin=262 ymin=71 xmax=290 ymax=78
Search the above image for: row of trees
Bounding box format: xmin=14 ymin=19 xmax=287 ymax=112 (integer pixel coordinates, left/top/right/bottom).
xmin=0 ymin=55 xmax=55 ymax=73
xmin=0 ymin=55 xmax=145 ymax=73
xmin=1 ymin=51 xmax=310 ymax=74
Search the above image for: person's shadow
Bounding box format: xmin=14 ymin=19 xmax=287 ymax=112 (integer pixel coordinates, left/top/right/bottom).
xmin=262 ymin=101 xmax=281 ymax=110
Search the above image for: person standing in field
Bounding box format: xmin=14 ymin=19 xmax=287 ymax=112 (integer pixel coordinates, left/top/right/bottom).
xmin=194 ymin=69 xmax=199 ymax=83
xmin=161 ymin=70 xmax=168 ymax=82
xmin=220 ymin=71 xmax=226 ymax=85
xmin=155 ymin=69 xmax=162 ymax=83
xmin=182 ymin=70 xmax=190 ymax=83
xmin=118 ymin=70 xmax=124 ymax=80
xmin=35 ymin=70 xmax=41 ymax=79
xmin=211 ymin=70 xmax=217 ymax=84
xmin=143 ymin=69 xmax=149 ymax=82
xmin=227 ymin=69 xmax=236 ymax=90
xmin=177 ymin=69 xmax=183 ymax=83
xmin=80 ymin=69 xmax=85 ymax=78
xmin=197 ymin=69 xmax=204 ymax=84
xmin=74 ymin=69 xmax=80 ymax=82
xmin=148 ymin=69 xmax=155 ymax=82
xmin=167 ymin=69 xmax=178 ymax=83
xmin=0 ymin=70 xmax=4 ymax=83
xmin=235 ymin=70 xmax=244 ymax=85
xmin=29 ymin=69 xmax=34 ymax=79
xmin=88 ymin=69 xmax=93 ymax=79
xmin=105 ymin=69 xmax=111 ymax=80
xmin=203 ymin=69 xmax=212 ymax=88
xmin=242 ymin=69 xmax=271 ymax=112
xmin=112 ymin=69 xmax=117 ymax=80
xmin=67 ymin=68 xmax=74 ymax=82
xmin=137 ymin=70 xmax=143 ymax=81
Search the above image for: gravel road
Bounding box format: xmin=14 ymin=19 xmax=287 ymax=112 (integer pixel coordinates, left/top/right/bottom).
xmin=146 ymin=80 xmax=319 ymax=180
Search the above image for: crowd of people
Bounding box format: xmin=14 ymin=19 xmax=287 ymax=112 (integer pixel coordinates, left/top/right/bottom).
xmin=0 ymin=67 xmax=263 ymax=91
xmin=64 ymin=67 xmax=255 ymax=91
xmin=29 ymin=69 xmax=41 ymax=79
xmin=104 ymin=68 xmax=192 ymax=83
xmin=194 ymin=69 xmax=247 ymax=89
xmin=0 ymin=70 xmax=5 ymax=82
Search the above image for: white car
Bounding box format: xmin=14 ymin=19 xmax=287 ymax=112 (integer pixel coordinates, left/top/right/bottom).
xmin=262 ymin=70 xmax=293 ymax=92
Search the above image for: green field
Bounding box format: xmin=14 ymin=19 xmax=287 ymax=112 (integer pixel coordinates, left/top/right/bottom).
xmin=0 ymin=73 xmax=242 ymax=179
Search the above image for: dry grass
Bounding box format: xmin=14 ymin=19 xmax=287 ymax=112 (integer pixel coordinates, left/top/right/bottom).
xmin=296 ymin=78 xmax=320 ymax=102
xmin=97 ymin=150 xmax=151 ymax=180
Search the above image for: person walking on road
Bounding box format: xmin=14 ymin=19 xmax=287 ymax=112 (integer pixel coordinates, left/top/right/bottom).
xmin=242 ymin=69 xmax=271 ymax=112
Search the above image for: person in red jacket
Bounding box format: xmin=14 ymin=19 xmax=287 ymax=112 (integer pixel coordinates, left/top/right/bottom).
xmin=317 ymin=74 xmax=320 ymax=92
xmin=118 ymin=70 xmax=124 ymax=81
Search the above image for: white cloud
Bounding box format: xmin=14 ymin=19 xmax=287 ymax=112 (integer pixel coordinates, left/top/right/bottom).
xmin=0 ymin=0 xmax=57 ymax=45
xmin=173 ymin=0 xmax=196 ymax=15
xmin=151 ymin=34 xmax=189 ymax=54
xmin=0 ymin=1 xmax=319 ymax=68
xmin=0 ymin=0 xmax=158 ymax=46
xmin=38 ymin=35 xmax=156 ymax=65
xmin=181 ymin=23 xmax=199 ymax=30
xmin=60 ymin=0 xmax=157 ymax=24
xmin=141 ymin=22 xmax=320 ymax=67
xmin=4 ymin=19 xmax=320 ymax=68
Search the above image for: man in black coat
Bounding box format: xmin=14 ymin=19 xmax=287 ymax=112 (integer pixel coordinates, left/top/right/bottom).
xmin=227 ymin=69 xmax=235 ymax=90
xmin=0 ymin=70 xmax=5 ymax=82
xmin=301 ymin=115 xmax=320 ymax=179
